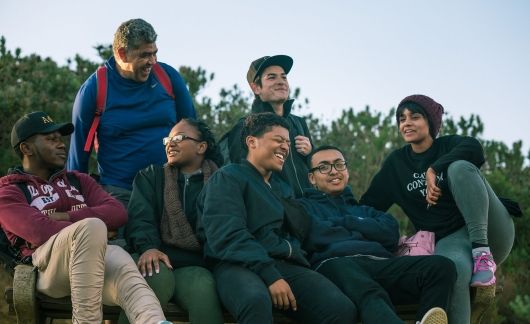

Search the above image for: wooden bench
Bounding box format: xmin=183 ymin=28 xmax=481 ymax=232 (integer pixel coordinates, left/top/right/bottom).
xmin=3 ymin=263 xmax=494 ymax=323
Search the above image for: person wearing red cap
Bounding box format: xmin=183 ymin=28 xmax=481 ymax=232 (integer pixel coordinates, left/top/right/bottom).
xmin=360 ymin=95 xmax=515 ymax=324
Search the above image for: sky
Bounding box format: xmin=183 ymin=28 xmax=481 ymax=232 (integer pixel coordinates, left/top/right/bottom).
xmin=1 ymin=0 xmax=529 ymax=154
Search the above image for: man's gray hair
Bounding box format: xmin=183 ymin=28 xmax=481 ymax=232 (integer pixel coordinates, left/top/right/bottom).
xmin=113 ymin=18 xmax=157 ymax=54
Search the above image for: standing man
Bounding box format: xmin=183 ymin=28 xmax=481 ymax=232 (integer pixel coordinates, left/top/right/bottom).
xmin=0 ymin=111 xmax=170 ymax=323
xmin=197 ymin=113 xmax=355 ymax=324
xmin=68 ymin=18 xmax=195 ymax=208
xmin=298 ymin=145 xmax=456 ymax=324
xmin=221 ymin=55 xmax=312 ymax=197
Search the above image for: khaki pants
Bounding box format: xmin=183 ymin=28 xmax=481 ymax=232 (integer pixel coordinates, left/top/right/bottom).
xmin=32 ymin=218 xmax=165 ymax=324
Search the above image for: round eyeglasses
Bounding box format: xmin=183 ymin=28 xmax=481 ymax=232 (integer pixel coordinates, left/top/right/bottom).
xmin=309 ymin=161 xmax=347 ymax=174
xmin=162 ymin=134 xmax=202 ymax=146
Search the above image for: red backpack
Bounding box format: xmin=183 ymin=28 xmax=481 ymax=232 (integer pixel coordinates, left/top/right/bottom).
xmin=83 ymin=63 xmax=175 ymax=153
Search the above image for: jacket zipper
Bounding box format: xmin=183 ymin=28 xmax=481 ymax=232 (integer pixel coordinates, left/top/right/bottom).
xmin=183 ymin=176 xmax=190 ymax=212
xmin=289 ymin=152 xmax=304 ymax=195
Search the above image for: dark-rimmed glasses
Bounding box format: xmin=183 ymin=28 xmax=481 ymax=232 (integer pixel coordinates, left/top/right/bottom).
xmin=309 ymin=161 xmax=347 ymax=174
xmin=162 ymin=134 xmax=202 ymax=146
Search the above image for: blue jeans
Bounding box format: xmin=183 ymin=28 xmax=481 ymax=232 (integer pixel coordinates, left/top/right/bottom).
xmin=214 ymin=261 xmax=355 ymax=324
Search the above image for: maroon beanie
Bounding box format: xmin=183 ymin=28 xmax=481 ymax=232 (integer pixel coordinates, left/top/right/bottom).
xmin=397 ymin=94 xmax=444 ymax=138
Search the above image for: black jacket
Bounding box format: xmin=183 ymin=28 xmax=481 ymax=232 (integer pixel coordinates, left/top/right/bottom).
xmin=298 ymin=187 xmax=399 ymax=269
xmin=221 ymin=98 xmax=313 ymax=197
xmin=125 ymin=164 xmax=206 ymax=267
xmin=196 ymin=160 xmax=310 ymax=286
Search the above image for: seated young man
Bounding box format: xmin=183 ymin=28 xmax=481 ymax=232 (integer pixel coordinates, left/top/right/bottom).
xmin=124 ymin=118 xmax=224 ymax=324
xmin=0 ymin=111 xmax=169 ymax=324
xmin=197 ymin=113 xmax=355 ymax=324
xmin=297 ymin=145 xmax=457 ymax=324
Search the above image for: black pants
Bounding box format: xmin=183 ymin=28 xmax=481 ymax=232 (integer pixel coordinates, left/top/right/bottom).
xmin=317 ymin=255 xmax=456 ymax=323
xmin=214 ymin=260 xmax=355 ymax=324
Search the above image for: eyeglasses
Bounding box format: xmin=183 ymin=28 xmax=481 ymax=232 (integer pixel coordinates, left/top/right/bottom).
xmin=309 ymin=161 xmax=347 ymax=174
xmin=162 ymin=134 xmax=202 ymax=146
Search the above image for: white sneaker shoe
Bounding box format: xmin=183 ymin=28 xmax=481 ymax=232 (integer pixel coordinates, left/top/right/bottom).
xmin=418 ymin=307 xmax=448 ymax=324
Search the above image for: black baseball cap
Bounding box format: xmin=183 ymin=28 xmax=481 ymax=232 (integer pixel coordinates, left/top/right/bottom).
xmin=11 ymin=111 xmax=74 ymax=150
xmin=246 ymin=55 xmax=293 ymax=86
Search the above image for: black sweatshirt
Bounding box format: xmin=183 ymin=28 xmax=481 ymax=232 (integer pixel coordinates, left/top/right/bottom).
xmin=360 ymin=135 xmax=485 ymax=239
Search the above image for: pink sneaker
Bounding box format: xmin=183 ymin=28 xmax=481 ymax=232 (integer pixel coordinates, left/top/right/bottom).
xmin=470 ymin=251 xmax=496 ymax=287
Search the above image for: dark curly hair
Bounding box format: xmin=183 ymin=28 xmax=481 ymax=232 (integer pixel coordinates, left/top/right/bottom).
xmin=240 ymin=113 xmax=290 ymax=150
xmin=181 ymin=118 xmax=223 ymax=167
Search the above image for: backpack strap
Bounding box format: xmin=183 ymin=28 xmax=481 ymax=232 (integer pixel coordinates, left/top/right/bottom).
xmin=83 ymin=63 xmax=174 ymax=153
xmin=83 ymin=66 xmax=108 ymax=153
xmin=152 ymin=63 xmax=175 ymax=99
xmin=66 ymin=172 xmax=83 ymax=195
xmin=15 ymin=182 xmax=32 ymax=204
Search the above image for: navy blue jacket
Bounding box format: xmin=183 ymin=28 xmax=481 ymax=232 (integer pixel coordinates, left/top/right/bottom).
xmin=298 ymin=187 xmax=400 ymax=268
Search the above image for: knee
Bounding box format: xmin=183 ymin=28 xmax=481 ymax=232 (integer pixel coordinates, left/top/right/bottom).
xmin=428 ymin=256 xmax=457 ymax=284
xmin=74 ymin=218 xmax=107 ymax=244
xmin=324 ymin=292 xmax=356 ymax=323
xmin=448 ymin=160 xmax=480 ymax=183
xmin=239 ymin=288 xmax=272 ymax=313
xmin=176 ymin=267 xmax=216 ymax=299
xmin=145 ymin=264 xmax=175 ymax=304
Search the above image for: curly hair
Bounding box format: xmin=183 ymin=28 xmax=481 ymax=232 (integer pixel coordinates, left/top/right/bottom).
xmin=181 ymin=118 xmax=223 ymax=167
xmin=240 ymin=112 xmax=289 ymax=149
xmin=113 ymin=18 xmax=157 ymax=54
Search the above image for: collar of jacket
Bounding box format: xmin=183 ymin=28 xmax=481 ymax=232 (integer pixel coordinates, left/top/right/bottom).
xmin=241 ymin=159 xmax=267 ymax=180
xmin=1 ymin=166 xmax=66 ymax=187
xmin=251 ymin=98 xmax=295 ymax=117
xmin=302 ymin=186 xmax=358 ymax=205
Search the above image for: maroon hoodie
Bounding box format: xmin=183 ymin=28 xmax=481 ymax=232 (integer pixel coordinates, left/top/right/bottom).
xmin=0 ymin=168 xmax=127 ymax=257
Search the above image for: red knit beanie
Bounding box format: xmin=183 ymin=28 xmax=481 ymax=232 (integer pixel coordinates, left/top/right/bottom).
xmin=397 ymin=94 xmax=444 ymax=138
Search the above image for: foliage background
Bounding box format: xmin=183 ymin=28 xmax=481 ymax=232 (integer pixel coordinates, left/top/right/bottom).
xmin=1 ymin=38 xmax=529 ymax=323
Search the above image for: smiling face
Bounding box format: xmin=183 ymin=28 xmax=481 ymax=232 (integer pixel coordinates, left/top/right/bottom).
xmin=398 ymin=108 xmax=433 ymax=151
xmin=308 ymin=149 xmax=349 ymax=196
xmin=246 ymin=125 xmax=290 ymax=178
xmin=117 ymin=42 xmax=158 ymax=82
xmin=165 ymin=120 xmax=206 ymax=173
xmin=251 ymin=65 xmax=290 ymax=105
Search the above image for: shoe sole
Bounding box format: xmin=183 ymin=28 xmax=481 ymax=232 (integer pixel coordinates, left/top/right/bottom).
xmin=421 ymin=307 xmax=448 ymax=324
xmin=470 ymin=277 xmax=496 ymax=287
